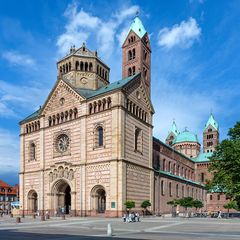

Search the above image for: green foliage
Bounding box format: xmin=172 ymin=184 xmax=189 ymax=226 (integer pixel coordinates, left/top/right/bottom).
xmin=192 ymin=200 xmax=204 ymax=209
xmin=209 ymin=121 xmax=240 ymax=210
xmin=141 ymin=200 xmax=151 ymax=209
xmin=223 ymin=201 xmax=238 ymax=211
xmin=167 ymin=199 xmax=180 ymax=207
xmin=124 ymin=200 xmax=135 ymax=210
xmin=179 ymin=197 xmax=194 ymax=209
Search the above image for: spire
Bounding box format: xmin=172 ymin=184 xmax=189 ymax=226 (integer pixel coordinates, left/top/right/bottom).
xmin=170 ymin=120 xmax=180 ymax=136
xmin=129 ymin=15 xmax=147 ymax=39
xmin=204 ymin=113 xmax=219 ymax=131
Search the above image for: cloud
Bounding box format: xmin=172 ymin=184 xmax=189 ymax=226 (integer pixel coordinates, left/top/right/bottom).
xmin=0 ymin=79 xmax=49 ymax=118
xmin=158 ymin=17 xmax=201 ymax=49
xmin=0 ymin=129 xmax=19 ymax=174
xmin=57 ymin=3 xmax=139 ymax=57
xmin=2 ymin=51 xmax=36 ymax=67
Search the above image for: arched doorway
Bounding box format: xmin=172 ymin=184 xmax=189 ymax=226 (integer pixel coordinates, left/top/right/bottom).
xmin=28 ymin=190 xmax=38 ymax=213
xmin=91 ymin=185 xmax=106 ymax=214
xmin=52 ymin=180 xmax=71 ymax=214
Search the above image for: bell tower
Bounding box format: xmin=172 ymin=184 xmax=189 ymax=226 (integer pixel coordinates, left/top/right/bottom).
xmin=203 ymin=113 xmax=219 ymax=153
xmin=122 ymin=15 xmax=151 ymax=96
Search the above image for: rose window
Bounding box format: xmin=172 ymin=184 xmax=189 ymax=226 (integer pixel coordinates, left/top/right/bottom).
xmin=56 ymin=134 xmax=70 ymax=153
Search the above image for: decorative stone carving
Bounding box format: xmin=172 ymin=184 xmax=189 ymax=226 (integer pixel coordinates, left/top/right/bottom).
xmin=49 ymin=165 xmax=75 ymax=182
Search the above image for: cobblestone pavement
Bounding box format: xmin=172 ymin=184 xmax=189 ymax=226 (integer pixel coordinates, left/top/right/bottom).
xmin=0 ymin=215 xmax=240 ymax=240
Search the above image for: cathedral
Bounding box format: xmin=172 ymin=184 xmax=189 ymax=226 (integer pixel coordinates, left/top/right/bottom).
xmin=19 ymin=16 xmax=225 ymax=217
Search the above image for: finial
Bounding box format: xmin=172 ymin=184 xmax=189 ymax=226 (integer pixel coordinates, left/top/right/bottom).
xmin=173 ymin=118 xmax=175 ymax=123
xmin=184 ymin=126 xmax=188 ymax=132
xmin=135 ymin=10 xmax=139 ymax=17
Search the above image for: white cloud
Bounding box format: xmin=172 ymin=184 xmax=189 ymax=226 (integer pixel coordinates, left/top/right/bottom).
xmin=0 ymin=129 xmax=19 ymax=173
xmin=2 ymin=51 xmax=35 ymax=66
xmin=0 ymin=79 xmax=49 ymax=118
xmin=57 ymin=3 xmax=139 ymax=57
xmin=158 ymin=17 xmax=201 ymax=49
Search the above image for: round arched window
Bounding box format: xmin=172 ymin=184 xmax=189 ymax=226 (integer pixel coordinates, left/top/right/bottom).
xmin=56 ymin=134 xmax=70 ymax=153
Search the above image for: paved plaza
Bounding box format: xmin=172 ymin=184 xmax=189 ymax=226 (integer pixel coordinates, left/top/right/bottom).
xmin=0 ymin=215 xmax=240 ymax=240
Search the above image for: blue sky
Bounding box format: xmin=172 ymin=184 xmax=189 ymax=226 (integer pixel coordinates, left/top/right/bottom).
xmin=0 ymin=0 xmax=239 ymax=185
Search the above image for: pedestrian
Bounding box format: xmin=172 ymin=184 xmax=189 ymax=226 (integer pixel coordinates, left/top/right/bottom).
xmin=217 ymin=210 xmax=222 ymax=218
xmin=123 ymin=213 xmax=126 ymax=222
xmin=136 ymin=212 xmax=140 ymax=222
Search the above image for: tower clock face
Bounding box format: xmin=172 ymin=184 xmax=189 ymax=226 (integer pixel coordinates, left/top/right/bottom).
xmin=56 ymin=134 xmax=70 ymax=153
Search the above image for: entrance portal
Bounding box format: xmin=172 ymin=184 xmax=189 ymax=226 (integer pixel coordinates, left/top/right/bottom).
xmin=91 ymin=185 xmax=106 ymax=214
xmin=28 ymin=190 xmax=38 ymax=213
xmin=52 ymin=180 xmax=71 ymax=214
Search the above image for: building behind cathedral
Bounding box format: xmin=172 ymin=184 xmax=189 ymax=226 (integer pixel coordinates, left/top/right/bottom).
xmin=19 ymin=16 xmax=226 ymax=216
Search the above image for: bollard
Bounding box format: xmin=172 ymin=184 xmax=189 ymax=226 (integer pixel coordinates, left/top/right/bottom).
xmin=41 ymin=215 xmax=45 ymax=221
xmin=107 ymin=223 xmax=113 ymax=237
xmin=10 ymin=213 xmax=13 ymax=218
xmin=16 ymin=217 xmax=21 ymax=223
xmin=32 ymin=214 xmax=36 ymax=219
xmin=61 ymin=214 xmax=65 ymax=220
xmin=46 ymin=214 xmax=50 ymax=220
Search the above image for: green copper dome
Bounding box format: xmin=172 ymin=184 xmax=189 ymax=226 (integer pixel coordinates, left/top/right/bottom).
xmin=173 ymin=129 xmax=199 ymax=144
xmin=129 ymin=16 xmax=147 ymax=39
xmin=204 ymin=113 xmax=219 ymax=131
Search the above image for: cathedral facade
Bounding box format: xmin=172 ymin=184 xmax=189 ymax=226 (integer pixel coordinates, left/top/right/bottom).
xmin=19 ymin=16 xmax=225 ymax=217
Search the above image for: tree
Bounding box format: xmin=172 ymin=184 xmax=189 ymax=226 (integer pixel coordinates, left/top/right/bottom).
xmin=141 ymin=200 xmax=151 ymax=216
xmin=209 ymin=121 xmax=240 ymax=210
xmin=192 ymin=200 xmax=204 ymax=213
xmin=223 ymin=200 xmax=238 ymax=218
xmin=179 ymin=197 xmax=194 ymax=217
xmin=124 ymin=200 xmax=135 ymax=213
xmin=167 ymin=199 xmax=180 ymax=217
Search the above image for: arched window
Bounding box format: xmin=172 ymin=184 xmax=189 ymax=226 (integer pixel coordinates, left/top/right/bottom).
xmin=169 ymin=182 xmax=172 ymax=197
xmin=132 ymin=66 xmax=136 ymax=75
xmin=75 ymin=61 xmax=79 ymax=70
xmin=97 ymin=65 xmax=99 ymax=74
xmin=100 ymin=67 xmax=102 ymax=77
xmin=128 ymin=50 xmax=132 ymax=60
xmin=61 ymin=112 xmax=64 ymax=122
xmin=30 ymin=142 xmax=36 ymax=161
xmin=182 ymin=185 xmax=185 ymax=197
xmin=105 ymin=71 xmax=107 ymax=80
xmin=128 ymin=68 xmax=132 ymax=76
xmin=65 ymin=111 xmax=68 ymax=121
xmin=176 ymin=184 xmax=179 ymax=197
xmin=56 ymin=113 xmax=60 ymax=124
xmin=66 ymin=63 xmax=68 ymax=72
xmin=161 ymin=180 xmax=165 ymax=196
xmin=26 ymin=125 xmax=29 ymax=133
xmin=80 ymin=61 xmax=84 ymax=71
xmin=163 ymin=159 xmax=166 ymax=171
xmin=52 ymin=115 xmax=56 ymax=125
xmin=98 ymin=100 xmax=101 ymax=112
xmin=107 ymin=97 xmax=111 ymax=108
xmin=60 ymin=66 xmax=62 ymax=74
xmin=89 ymin=103 xmax=93 ymax=114
xmin=73 ymin=108 xmax=78 ymax=119
xmin=63 ymin=65 xmax=65 ymax=73
xmin=69 ymin=109 xmax=73 ymax=120
xmin=89 ymin=62 xmax=93 ymax=72
xmin=134 ymin=128 xmax=142 ymax=152
xmin=97 ymin=126 xmax=103 ymax=147
xmin=168 ymin=161 xmax=171 ymax=173
xmin=102 ymin=99 xmax=106 ymax=110
xmin=131 ymin=36 xmax=134 ymax=42
xmin=132 ymin=48 xmax=136 ymax=59
xmin=69 ymin=62 xmax=71 ymax=71
xmin=85 ymin=62 xmax=88 ymax=71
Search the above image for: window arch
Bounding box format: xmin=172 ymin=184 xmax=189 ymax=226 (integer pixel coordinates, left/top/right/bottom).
xmin=95 ymin=126 xmax=104 ymax=147
xmin=75 ymin=61 xmax=79 ymax=70
xmin=73 ymin=108 xmax=78 ymax=119
xmin=169 ymin=182 xmax=172 ymax=197
xmin=30 ymin=142 xmax=36 ymax=161
xmin=132 ymin=66 xmax=136 ymax=75
xmin=128 ymin=68 xmax=132 ymax=77
xmin=161 ymin=180 xmax=165 ymax=196
xmin=85 ymin=62 xmax=88 ymax=71
xmin=80 ymin=61 xmax=84 ymax=71
xmin=176 ymin=184 xmax=179 ymax=197
xmin=134 ymin=128 xmax=142 ymax=152
xmin=128 ymin=50 xmax=132 ymax=60
xmin=132 ymin=48 xmax=136 ymax=59
xmin=89 ymin=62 xmax=93 ymax=72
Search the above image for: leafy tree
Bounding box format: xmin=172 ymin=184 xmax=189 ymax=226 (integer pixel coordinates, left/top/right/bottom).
xmin=224 ymin=200 xmax=238 ymax=218
xmin=192 ymin=200 xmax=204 ymax=212
xmin=141 ymin=200 xmax=151 ymax=216
xmin=179 ymin=197 xmax=194 ymax=217
xmin=167 ymin=199 xmax=180 ymax=217
xmin=209 ymin=121 xmax=240 ymax=210
xmin=124 ymin=200 xmax=135 ymax=212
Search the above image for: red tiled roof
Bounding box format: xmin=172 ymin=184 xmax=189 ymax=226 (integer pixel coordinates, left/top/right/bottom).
xmin=0 ymin=180 xmax=19 ymax=196
xmin=0 ymin=180 xmax=11 ymax=188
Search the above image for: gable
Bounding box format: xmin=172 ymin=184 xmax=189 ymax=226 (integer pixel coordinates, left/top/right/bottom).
xmin=41 ymin=79 xmax=85 ymax=116
xmin=122 ymin=30 xmax=141 ymax=48
xmin=123 ymin=75 xmax=154 ymax=113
